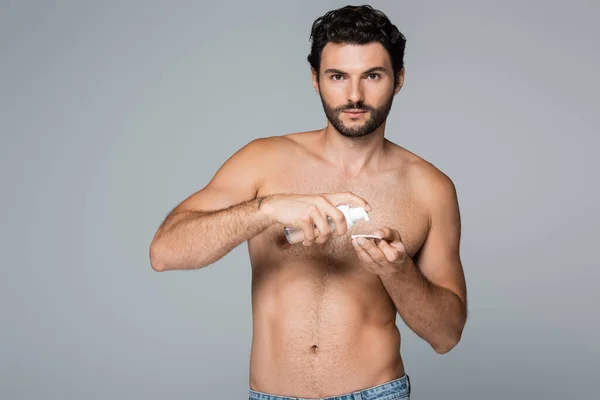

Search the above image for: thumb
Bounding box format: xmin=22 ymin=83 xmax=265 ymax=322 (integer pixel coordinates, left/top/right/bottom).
xmin=390 ymin=241 xmax=404 ymax=249
xmin=327 ymin=192 xmax=371 ymax=211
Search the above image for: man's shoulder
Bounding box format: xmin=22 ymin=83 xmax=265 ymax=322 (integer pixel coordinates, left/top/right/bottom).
xmin=242 ymin=131 xmax=319 ymax=161
xmin=410 ymin=156 xmax=455 ymax=193
xmin=231 ymin=135 xmax=294 ymax=168
xmin=244 ymin=134 xmax=291 ymax=151
xmin=388 ymin=143 xmax=457 ymax=206
xmin=244 ymin=132 xmax=306 ymax=153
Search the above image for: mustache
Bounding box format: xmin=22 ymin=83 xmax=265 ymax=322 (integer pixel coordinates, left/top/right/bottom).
xmin=333 ymin=102 xmax=374 ymax=112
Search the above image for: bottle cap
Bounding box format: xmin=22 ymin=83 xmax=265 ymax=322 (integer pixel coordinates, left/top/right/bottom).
xmin=337 ymin=204 xmax=369 ymax=224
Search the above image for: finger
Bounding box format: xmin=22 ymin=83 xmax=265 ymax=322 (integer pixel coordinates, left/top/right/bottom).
xmin=373 ymin=227 xmax=401 ymax=242
xmin=324 ymin=191 xmax=371 ymax=212
xmin=316 ymin=197 xmax=348 ymax=236
xmin=352 ymin=238 xmax=377 ymax=266
xmin=298 ymin=214 xmax=317 ymax=246
xmin=310 ymin=207 xmax=332 ymax=244
xmin=377 ymin=240 xmax=402 ymax=263
xmin=357 ymin=238 xmax=388 ymax=265
xmin=372 ymin=227 xmax=389 ymax=240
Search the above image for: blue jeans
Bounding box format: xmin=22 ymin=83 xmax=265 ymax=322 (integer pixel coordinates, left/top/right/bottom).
xmin=249 ymin=374 xmax=410 ymax=400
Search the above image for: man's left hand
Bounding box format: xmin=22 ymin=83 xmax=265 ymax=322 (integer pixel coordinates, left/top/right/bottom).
xmin=352 ymin=227 xmax=410 ymax=275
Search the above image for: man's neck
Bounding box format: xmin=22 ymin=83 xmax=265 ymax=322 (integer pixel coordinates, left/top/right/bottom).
xmin=319 ymin=123 xmax=388 ymax=176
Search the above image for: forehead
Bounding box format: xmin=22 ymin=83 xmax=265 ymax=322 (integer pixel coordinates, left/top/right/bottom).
xmin=319 ymin=42 xmax=392 ymax=72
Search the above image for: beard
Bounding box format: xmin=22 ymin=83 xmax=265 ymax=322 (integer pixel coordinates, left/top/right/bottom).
xmin=319 ymin=91 xmax=395 ymax=138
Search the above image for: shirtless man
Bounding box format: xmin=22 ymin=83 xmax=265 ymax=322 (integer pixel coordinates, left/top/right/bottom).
xmin=149 ymin=5 xmax=467 ymax=400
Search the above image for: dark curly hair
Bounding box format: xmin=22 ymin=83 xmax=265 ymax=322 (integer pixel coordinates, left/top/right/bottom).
xmin=307 ymin=5 xmax=406 ymax=86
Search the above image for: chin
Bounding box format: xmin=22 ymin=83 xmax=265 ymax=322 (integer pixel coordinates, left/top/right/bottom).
xmin=338 ymin=129 xmax=375 ymax=138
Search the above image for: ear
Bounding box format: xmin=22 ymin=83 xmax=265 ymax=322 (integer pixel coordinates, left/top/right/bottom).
xmin=311 ymin=68 xmax=320 ymax=95
xmin=394 ymin=67 xmax=405 ymax=95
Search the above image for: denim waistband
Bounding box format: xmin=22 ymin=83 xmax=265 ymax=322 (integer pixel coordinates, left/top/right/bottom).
xmin=249 ymin=374 xmax=410 ymax=400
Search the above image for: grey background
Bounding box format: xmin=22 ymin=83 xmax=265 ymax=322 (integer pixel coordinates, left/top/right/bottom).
xmin=1 ymin=0 xmax=598 ymax=399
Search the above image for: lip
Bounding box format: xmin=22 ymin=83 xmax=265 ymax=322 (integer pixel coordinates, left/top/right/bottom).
xmin=344 ymin=110 xmax=368 ymax=116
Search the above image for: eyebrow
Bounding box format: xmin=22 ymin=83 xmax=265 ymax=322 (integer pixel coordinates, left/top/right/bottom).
xmin=323 ymin=67 xmax=388 ymax=75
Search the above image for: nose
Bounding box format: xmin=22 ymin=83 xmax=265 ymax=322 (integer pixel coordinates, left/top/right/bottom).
xmin=347 ymin=78 xmax=364 ymax=104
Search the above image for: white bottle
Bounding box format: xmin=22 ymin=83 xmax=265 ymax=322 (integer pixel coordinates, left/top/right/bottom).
xmin=283 ymin=204 xmax=370 ymax=244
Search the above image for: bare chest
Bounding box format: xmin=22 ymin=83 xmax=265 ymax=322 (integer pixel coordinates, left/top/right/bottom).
xmin=249 ymin=168 xmax=430 ymax=268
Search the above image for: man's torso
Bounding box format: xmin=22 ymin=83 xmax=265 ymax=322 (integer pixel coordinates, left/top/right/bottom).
xmin=246 ymin=131 xmax=431 ymax=398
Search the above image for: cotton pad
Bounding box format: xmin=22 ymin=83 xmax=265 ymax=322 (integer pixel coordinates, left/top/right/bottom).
xmin=351 ymin=234 xmax=382 ymax=240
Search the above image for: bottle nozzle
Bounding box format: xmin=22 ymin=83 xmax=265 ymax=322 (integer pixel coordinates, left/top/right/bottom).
xmin=347 ymin=206 xmax=369 ymax=222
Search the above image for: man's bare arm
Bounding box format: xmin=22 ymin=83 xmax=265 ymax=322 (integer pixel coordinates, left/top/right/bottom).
xmin=379 ymin=258 xmax=466 ymax=354
xmin=379 ymin=166 xmax=467 ymax=353
xmin=150 ymin=198 xmax=275 ymax=271
xmin=149 ymin=138 xmax=275 ymax=271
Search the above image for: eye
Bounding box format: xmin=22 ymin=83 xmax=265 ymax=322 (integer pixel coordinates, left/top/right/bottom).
xmin=331 ymin=74 xmax=344 ymax=81
xmin=366 ymin=73 xmax=381 ymax=80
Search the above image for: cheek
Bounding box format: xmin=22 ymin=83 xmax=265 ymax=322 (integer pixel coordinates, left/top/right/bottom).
xmin=320 ymin=83 xmax=347 ymax=101
xmin=364 ymin=85 xmax=394 ymax=105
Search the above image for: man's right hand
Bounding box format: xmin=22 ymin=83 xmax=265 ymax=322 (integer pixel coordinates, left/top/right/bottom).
xmin=261 ymin=192 xmax=372 ymax=246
